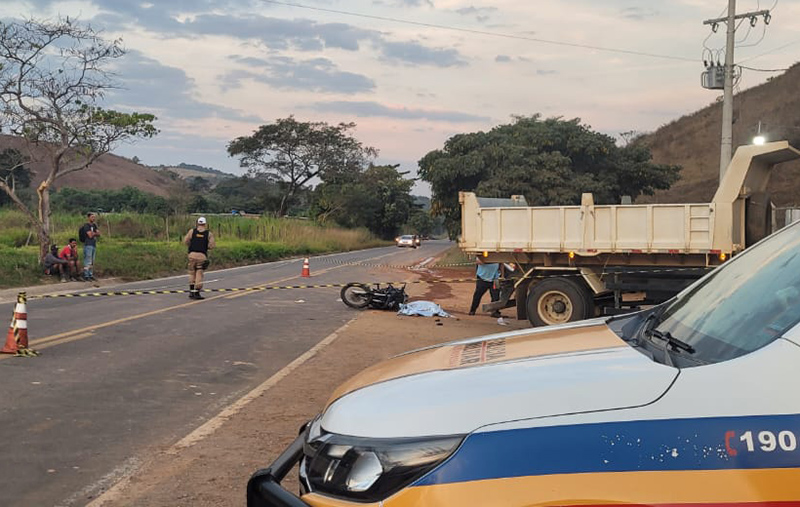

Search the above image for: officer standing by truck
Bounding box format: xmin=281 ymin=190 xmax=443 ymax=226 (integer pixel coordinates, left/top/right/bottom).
xmin=469 ymin=255 xmax=503 ymax=317
xmin=183 ymin=216 xmax=216 ymax=300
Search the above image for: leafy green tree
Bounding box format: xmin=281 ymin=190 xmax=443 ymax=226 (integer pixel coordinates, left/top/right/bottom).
xmin=0 ymin=18 xmax=158 ymax=260
xmin=187 ymin=194 xmax=210 ymax=214
xmin=313 ymin=164 xmax=414 ymax=239
xmin=418 ymin=115 xmax=680 ymax=238
xmin=166 ymin=179 xmax=193 ymax=215
xmin=211 ymin=175 xmax=283 ymax=213
xmin=51 ymin=186 xmax=169 ymax=214
xmin=227 ymin=116 xmax=377 ymax=216
xmin=362 ymin=165 xmax=415 ymax=239
xmin=407 ymin=210 xmax=434 ymax=237
xmin=188 ymin=176 xmax=211 ymax=193
xmin=312 ymin=174 xmax=364 ymax=227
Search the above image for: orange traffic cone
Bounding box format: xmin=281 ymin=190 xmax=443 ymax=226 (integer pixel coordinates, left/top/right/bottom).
xmin=301 ymin=258 xmax=311 ymax=278
xmin=2 ymin=292 xmax=37 ymax=357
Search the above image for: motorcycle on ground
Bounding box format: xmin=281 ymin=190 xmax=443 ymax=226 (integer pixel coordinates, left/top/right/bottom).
xmin=340 ymin=282 xmax=408 ymax=310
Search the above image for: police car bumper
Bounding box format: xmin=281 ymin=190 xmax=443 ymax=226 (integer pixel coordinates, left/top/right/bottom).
xmin=247 ymin=430 xmax=310 ymax=507
xmin=248 ymin=416 xmax=465 ymax=507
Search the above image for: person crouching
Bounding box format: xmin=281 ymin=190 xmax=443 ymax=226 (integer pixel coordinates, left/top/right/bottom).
xmin=183 ymin=216 xmax=215 ymax=300
xmin=43 ymin=244 xmax=68 ymax=283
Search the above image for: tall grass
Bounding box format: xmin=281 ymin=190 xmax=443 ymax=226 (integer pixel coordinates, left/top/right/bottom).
xmin=0 ymin=245 xmax=41 ymax=288
xmin=0 ymin=210 xmax=387 ymax=288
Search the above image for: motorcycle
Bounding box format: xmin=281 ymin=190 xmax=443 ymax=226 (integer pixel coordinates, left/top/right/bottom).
xmin=340 ymin=282 xmax=408 ymax=310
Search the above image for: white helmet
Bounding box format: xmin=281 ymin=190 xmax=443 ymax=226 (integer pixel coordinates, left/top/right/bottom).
xmin=197 ymin=216 xmax=207 ymax=225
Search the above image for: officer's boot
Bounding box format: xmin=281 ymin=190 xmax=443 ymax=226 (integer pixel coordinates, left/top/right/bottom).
xmin=189 ymin=284 xmax=197 ymax=299
xmin=194 ymin=287 xmax=205 ymax=300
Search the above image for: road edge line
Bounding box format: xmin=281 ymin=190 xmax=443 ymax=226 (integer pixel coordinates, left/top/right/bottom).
xmin=85 ymin=317 xmax=355 ymax=507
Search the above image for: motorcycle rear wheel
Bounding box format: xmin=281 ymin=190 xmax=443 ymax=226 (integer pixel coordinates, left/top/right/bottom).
xmin=341 ymin=283 xmax=373 ymax=309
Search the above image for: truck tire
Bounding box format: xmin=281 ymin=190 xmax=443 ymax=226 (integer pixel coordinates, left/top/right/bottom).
xmin=527 ymin=278 xmax=593 ymax=327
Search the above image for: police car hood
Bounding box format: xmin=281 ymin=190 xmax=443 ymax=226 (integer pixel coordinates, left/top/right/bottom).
xmin=321 ymin=320 xmax=677 ymax=438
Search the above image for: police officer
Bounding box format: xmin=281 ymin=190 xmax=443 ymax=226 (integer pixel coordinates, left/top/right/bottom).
xmin=183 ymin=216 xmax=216 ymax=300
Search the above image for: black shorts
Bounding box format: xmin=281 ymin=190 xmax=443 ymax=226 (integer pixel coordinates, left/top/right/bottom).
xmin=44 ymin=267 xmax=60 ymax=276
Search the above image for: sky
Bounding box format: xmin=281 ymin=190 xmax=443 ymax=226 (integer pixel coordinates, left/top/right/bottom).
xmin=1 ymin=0 xmax=799 ymax=196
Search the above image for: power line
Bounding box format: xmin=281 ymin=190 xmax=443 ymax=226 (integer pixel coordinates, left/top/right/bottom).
xmin=740 ymin=37 xmax=800 ymax=62
xmin=739 ymin=64 xmax=789 ymax=72
xmin=738 ymin=22 xmax=767 ymax=48
xmin=259 ymin=0 xmax=696 ymax=63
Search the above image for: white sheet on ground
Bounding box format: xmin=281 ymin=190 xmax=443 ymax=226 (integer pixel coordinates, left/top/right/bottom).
xmin=397 ymin=301 xmax=451 ymax=317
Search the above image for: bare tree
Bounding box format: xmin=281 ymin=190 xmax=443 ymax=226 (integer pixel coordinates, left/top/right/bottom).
xmin=0 ymin=17 xmax=158 ymax=260
xmin=0 ymin=147 xmax=32 ymax=211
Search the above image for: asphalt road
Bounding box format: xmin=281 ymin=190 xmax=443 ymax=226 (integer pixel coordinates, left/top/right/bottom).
xmin=0 ymin=240 xmax=454 ymax=507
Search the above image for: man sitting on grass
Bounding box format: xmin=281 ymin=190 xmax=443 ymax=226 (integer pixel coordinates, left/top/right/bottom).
xmin=59 ymin=238 xmax=81 ymax=281
xmin=43 ymin=244 xmax=68 ymax=283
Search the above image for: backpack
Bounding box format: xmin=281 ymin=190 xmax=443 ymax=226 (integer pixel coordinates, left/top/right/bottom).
xmin=78 ymin=225 xmax=87 ymax=243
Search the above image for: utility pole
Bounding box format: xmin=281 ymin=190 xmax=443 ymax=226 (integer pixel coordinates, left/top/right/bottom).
xmin=703 ymin=2 xmax=771 ymax=182
xmin=720 ymin=0 xmax=736 ymax=183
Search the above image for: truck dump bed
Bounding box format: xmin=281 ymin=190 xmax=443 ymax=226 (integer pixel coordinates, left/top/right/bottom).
xmin=460 ymin=142 xmax=800 ymax=262
xmin=461 ymin=194 xmax=717 ymax=254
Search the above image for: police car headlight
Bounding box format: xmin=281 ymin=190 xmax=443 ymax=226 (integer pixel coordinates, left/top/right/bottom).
xmin=302 ymin=430 xmax=462 ymax=502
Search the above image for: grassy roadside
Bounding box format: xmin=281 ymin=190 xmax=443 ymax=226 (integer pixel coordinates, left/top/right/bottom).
xmin=0 ymin=210 xmax=388 ymax=289
xmin=432 ymin=245 xmax=473 ymax=267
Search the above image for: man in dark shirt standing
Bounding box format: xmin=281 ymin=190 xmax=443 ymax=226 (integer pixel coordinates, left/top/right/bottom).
xmin=469 ymin=255 xmax=503 ymax=317
xmin=182 ymin=216 xmax=216 ymax=300
xmin=80 ymin=212 xmax=101 ymax=281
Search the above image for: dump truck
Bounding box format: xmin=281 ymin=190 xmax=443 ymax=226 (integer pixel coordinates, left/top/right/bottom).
xmin=459 ymin=141 xmax=800 ymax=326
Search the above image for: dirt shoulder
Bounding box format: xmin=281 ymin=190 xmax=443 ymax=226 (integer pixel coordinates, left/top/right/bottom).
xmin=87 ymin=268 xmax=528 ymax=507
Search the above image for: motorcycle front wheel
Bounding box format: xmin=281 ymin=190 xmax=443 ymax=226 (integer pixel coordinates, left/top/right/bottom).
xmin=340 ymin=283 xmax=373 ymax=309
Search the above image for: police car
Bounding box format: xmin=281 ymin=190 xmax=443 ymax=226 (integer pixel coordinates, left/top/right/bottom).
xmin=248 ymin=220 xmax=800 ymax=506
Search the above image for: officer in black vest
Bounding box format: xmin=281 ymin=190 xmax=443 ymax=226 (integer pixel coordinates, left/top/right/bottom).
xmin=182 ymin=216 xmax=216 ymax=299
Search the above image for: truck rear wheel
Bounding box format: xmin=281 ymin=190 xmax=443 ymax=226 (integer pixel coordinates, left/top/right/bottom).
xmin=527 ymin=278 xmax=593 ymax=327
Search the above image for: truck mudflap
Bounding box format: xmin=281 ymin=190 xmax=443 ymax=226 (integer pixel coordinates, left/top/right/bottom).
xmin=247 ymin=430 xmax=310 ymax=507
xmin=481 ymin=278 xmax=517 ymax=313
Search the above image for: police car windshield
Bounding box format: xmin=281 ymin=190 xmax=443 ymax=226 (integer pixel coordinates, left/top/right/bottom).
xmin=652 ymin=221 xmax=800 ymax=364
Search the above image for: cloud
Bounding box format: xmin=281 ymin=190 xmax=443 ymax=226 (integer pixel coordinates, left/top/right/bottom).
xmin=217 ymin=69 xmax=263 ymax=94
xmin=310 ymin=101 xmax=489 ymax=123
xmin=94 ymin=6 xmax=470 ymax=69
xmin=186 ymin=15 xmax=469 ymax=68
xmin=226 ymin=55 xmax=375 ymax=94
xmin=107 ymin=50 xmax=262 ymax=123
xmin=496 ymin=55 xmax=536 ymax=65
xmin=175 ymin=14 xmax=373 ymax=52
xmin=455 ymin=5 xmax=498 ymax=20
xmin=379 ymin=40 xmax=467 ymax=67
xmin=620 ymin=7 xmax=660 ymax=20
xmin=391 ymin=0 xmax=434 ymax=6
